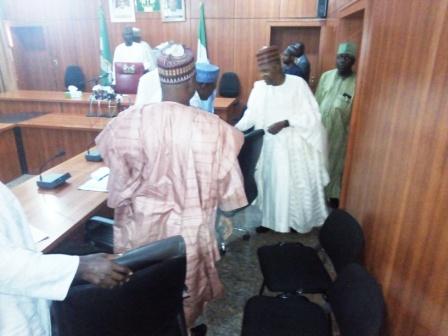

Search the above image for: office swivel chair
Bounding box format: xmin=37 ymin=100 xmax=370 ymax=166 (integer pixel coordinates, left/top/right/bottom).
xmin=241 ymin=263 xmax=385 ymax=336
xmin=257 ymin=209 xmax=365 ymax=295
xmin=216 ymin=129 xmax=264 ymax=252
xmin=64 ymin=65 xmax=86 ymax=92
xmin=218 ymin=72 xmax=241 ymax=98
xmin=51 ymin=236 xmax=188 ymax=336
xmin=114 ymin=62 xmax=145 ymax=94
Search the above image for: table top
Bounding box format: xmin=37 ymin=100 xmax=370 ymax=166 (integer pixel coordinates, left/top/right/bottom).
xmin=19 ymin=113 xmax=111 ymax=131
xmin=0 ymin=90 xmax=236 ymax=110
xmin=0 ymin=90 xmax=135 ymax=106
xmin=12 ymin=152 xmax=108 ymax=252
xmin=0 ymin=123 xmax=15 ymax=133
xmin=214 ymin=96 xmax=237 ymax=110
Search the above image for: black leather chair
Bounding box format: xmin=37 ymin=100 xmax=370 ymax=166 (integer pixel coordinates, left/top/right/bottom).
xmin=51 ymin=236 xmax=188 ymax=336
xmin=216 ymin=129 xmax=264 ymax=252
xmin=241 ymin=263 xmax=385 ymax=336
xmin=64 ymin=65 xmax=86 ymax=92
xmin=218 ymin=72 xmax=241 ymax=98
xmin=237 ymin=129 xmax=265 ymax=210
xmin=257 ymin=209 xmax=365 ymax=295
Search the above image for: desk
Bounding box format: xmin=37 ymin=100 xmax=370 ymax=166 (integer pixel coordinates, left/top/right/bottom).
xmin=213 ymin=97 xmax=238 ymax=122
xmin=0 ymin=90 xmax=237 ymax=121
xmin=12 ymin=152 xmax=108 ymax=252
xmin=19 ymin=114 xmax=110 ymax=174
xmin=0 ymin=123 xmax=21 ymax=182
xmin=0 ymin=90 xmax=135 ymax=116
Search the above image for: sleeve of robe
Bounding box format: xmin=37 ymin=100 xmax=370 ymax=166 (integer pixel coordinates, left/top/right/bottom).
xmin=0 ymin=184 xmax=79 ymax=301
xmin=287 ymin=77 xmax=328 ymax=155
xmin=314 ymin=71 xmax=328 ymax=105
xmin=217 ymin=122 xmax=248 ymax=211
xmin=96 ymin=110 xmax=145 ymax=209
xmin=235 ymin=83 xmax=260 ymax=132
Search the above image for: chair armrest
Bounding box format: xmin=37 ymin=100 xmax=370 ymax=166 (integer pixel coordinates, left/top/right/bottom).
xmin=114 ymin=235 xmax=186 ymax=272
xmin=89 ymin=216 xmax=114 ymax=226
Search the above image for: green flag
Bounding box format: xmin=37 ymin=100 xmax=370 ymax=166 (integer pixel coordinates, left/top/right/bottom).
xmin=197 ymin=2 xmax=209 ymax=64
xmin=135 ymin=0 xmax=145 ymax=12
xmin=98 ymin=6 xmax=112 ymax=86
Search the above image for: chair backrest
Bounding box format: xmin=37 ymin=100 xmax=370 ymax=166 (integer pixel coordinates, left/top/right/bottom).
xmin=218 ymin=72 xmax=241 ymax=98
xmin=238 ymin=129 xmax=264 ymax=205
xmin=319 ymin=209 xmax=365 ymax=273
xmin=51 ymin=236 xmax=187 ymax=336
xmin=328 ymin=263 xmax=385 ymax=336
xmin=114 ymin=62 xmax=145 ymax=94
xmin=64 ymin=65 xmax=86 ymax=91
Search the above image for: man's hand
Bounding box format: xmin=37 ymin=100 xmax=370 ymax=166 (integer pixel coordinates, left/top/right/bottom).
xmin=267 ymin=120 xmax=289 ymax=135
xmin=76 ymin=253 xmax=132 ymax=289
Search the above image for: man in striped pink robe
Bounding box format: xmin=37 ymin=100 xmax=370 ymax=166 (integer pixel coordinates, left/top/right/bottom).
xmin=96 ymin=44 xmax=247 ymax=329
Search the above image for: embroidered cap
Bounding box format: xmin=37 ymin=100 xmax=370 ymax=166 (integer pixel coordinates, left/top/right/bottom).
xmin=337 ymin=42 xmax=357 ymax=57
xmin=157 ymin=44 xmax=195 ymax=84
xmin=256 ymin=45 xmax=281 ymax=66
xmin=195 ymin=63 xmax=220 ymax=84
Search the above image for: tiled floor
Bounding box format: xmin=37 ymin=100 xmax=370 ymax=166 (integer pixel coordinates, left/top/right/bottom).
xmin=205 ymin=206 xmax=331 ymax=336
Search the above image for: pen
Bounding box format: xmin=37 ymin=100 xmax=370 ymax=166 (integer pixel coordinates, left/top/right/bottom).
xmin=98 ymin=174 xmax=109 ymax=181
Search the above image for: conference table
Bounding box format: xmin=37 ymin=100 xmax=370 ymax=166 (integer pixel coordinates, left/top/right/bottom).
xmin=0 ymin=90 xmax=134 ymax=116
xmin=0 ymin=123 xmax=21 ymax=182
xmin=12 ymin=152 xmax=108 ymax=252
xmin=0 ymin=90 xmax=238 ymax=121
xmin=18 ymin=113 xmax=110 ymax=174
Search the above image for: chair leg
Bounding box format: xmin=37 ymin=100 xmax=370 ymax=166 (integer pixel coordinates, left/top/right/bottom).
xmin=176 ymin=311 xmax=188 ymax=336
xmin=259 ymin=281 xmax=266 ymax=295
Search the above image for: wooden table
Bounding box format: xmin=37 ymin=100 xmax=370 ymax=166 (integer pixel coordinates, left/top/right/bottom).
xmin=214 ymin=97 xmax=238 ymax=122
xmin=12 ymin=152 xmax=108 ymax=252
xmin=0 ymin=123 xmax=21 ymax=182
xmin=0 ymin=90 xmax=135 ymax=116
xmin=18 ymin=114 xmax=111 ymax=174
xmin=0 ymin=90 xmax=237 ymax=120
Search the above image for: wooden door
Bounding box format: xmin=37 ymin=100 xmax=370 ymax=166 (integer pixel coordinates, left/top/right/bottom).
xmin=270 ymin=26 xmax=321 ymax=90
xmin=10 ymin=25 xmax=58 ymax=90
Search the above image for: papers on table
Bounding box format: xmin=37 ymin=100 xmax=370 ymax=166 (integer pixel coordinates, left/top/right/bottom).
xmin=30 ymin=225 xmax=49 ymax=244
xmin=78 ymin=167 xmax=110 ymax=192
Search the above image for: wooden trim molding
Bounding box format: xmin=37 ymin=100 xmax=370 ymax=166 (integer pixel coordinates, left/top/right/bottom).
xmin=338 ymin=0 xmax=366 ymax=19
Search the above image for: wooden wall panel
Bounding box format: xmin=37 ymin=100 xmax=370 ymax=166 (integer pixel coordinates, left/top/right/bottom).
xmin=318 ymin=20 xmax=338 ymax=73
xmin=190 ymin=0 xmax=235 ymax=18
xmin=21 ymin=127 xmax=101 ymax=174
xmin=233 ymin=19 xmax=267 ymax=101
xmin=0 ymin=126 xmax=21 ymax=182
xmin=279 ymin=0 xmax=318 ymax=18
xmin=2 ymin=0 xmax=330 ymax=101
xmin=0 ymin=101 xmax=61 ymax=115
xmin=234 ymin=0 xmax=280 ymax=19
xmin=342 ymin=0 xmax=448 ymax=335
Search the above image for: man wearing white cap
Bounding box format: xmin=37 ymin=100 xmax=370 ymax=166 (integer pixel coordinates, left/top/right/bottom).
xmin=189 ymin=63 xmax=220 ymax=113
xmin=315 ymin=42 xmax=357 ymax=208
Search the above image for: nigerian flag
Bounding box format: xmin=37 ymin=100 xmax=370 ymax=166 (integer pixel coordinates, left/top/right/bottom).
xmin=98 ymin=6 xmax=112 ymax=86
xmin=197 ymin=2 xmax=209 ymax=64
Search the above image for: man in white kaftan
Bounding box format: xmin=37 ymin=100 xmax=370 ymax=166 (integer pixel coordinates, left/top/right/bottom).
xmin=236 ymin=46 xmax=329 ymax=233
xmin=0 ymin=182 xmax=131 ymax=336
xmin=112 ymin=27 xmax=153 ymax=84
